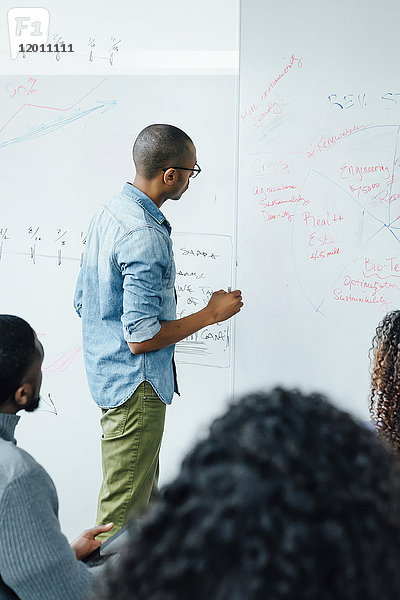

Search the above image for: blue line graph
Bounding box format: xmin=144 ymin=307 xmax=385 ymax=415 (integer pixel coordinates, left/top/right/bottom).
xmin=0 ymin=99 xmax=117 ymax=150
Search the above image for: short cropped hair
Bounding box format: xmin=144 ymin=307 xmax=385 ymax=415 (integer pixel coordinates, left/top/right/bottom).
xmin=369 ymin=310 xmax=400 ymax=455
xmin=132 ymin=124 xmax=193 ymax=180
xmin=100 ymin=388 xmax=400 ymax=600
xmin=0 ymin=315 xmax=40 ymax=406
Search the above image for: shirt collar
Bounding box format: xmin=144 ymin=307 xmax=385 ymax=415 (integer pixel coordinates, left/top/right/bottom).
xmin=0 ymin=413 xmax=20 ymax=443
xmin=122 ymin=183 xmax=172 ymax=234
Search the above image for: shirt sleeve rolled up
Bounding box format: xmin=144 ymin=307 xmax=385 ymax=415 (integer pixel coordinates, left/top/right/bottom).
xmin=114 ymin=227 xmax=171 ymax=344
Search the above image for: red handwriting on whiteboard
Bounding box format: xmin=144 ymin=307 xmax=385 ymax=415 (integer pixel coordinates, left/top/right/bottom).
xmin=252 ymin=158 xmax=290 ymax=177
xmin=303 ymin=211 xmax=344 ymax=227
xmin=258 ymin=194 xmax=309 ymax=209
xmin=310 ymin=247 xmax=340 ymax=260
xmin=260 ymin=55 xmax=303 ymax=102
xmin=343 ymin=274 xmax=400 ymax=296
xmin=308 ymin=232 xmax=338 ymax=247
xmin=333 ymin=288 xmax=389 ymax=311
xmin=347 ymin=182 xmax=400 ymax=206
xmin=253 ymin=183 xmax=296 ymax=198
xmin=241 ymin=54 xmax=302 ymax=122
xmin=241 ymin=104 xmax=259 ymax=120
xmin=306 ymin=123 xmax=368 ymax=157
xmin=262 ymin=210 xmax=294 ymax=223
xmin=5 ymin=77 xmax=38 ymax=99
xmin=349 ymin=182 xmax=380 ymax=197
xmin=340 ymin=163 xmax=391 ymax=181
xmin=252 ymin=101 xmax=283 ymax=128
xmin=362 ymin=257 xmax=400 ymax=279
xmin=371 ymin=189 xmax=400 ymax=205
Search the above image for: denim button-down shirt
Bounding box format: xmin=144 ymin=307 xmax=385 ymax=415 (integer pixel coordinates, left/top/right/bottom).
xmin=74 ymin=183 xmax=177 ymax=408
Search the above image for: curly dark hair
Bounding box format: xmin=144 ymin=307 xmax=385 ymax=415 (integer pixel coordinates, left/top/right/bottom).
xmin=369 ymin=310 xmax=400 ymax=454
xmin=99 ymin=387 xmax=400 ymax=600
xmin=0 ymin=314 xmax=40 ymax=406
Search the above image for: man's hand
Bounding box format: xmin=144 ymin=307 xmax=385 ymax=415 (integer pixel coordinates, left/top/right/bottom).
xmin=71 ymin=522 xmax=114 ymax=561
xmin=204 ymin=289 xmax=243 ymax=324
xmin=128 ymin=288 xmax=243 ymax=355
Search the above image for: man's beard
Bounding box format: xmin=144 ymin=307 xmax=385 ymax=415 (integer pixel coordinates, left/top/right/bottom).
xmin=24 ymin=395 xmax=41 ymax=412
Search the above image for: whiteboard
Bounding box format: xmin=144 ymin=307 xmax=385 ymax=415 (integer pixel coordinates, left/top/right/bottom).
xmin=0 ymin=75 xmax=236 ymax=539
xmin=235 ymin=0 xmax=400 ymax=417
xmin=0 ymin=0 xmax=238 ymax=75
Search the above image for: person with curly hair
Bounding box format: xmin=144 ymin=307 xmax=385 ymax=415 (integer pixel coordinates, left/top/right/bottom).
xmin=369 ymin=309 xmax=400 ymax=454
xmin=97 ymin=387 xmax=400 ymax=600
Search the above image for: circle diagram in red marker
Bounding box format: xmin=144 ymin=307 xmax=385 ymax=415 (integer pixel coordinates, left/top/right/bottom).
xmin=292 ymin=124 xmax=400 ymax=317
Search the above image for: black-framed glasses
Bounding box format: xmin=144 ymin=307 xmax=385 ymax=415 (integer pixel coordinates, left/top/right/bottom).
xmin=162 ymin=162 xmax=201 ymax=179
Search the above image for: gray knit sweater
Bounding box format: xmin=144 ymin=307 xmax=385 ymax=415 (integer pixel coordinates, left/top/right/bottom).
xmin=0 ymin=413 xmax=92 ymax=599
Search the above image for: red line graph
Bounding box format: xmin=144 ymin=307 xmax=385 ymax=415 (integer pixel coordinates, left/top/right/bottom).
xmin=0 ymin=77 xmax=107 ymax=136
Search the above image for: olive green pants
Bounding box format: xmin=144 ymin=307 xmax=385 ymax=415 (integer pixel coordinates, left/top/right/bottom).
xmin=95 ymin=381 xmax=166 ymax=540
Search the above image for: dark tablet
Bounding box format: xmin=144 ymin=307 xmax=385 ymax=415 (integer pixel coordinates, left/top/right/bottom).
xmin=84 ymin=520 xmax=140 ymax=567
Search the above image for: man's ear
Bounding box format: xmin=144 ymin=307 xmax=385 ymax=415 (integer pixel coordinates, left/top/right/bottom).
xmin=163 ymin=168 xmax=176 ymax=186
xmin=14 ymin=383 xmax=32 ymax=408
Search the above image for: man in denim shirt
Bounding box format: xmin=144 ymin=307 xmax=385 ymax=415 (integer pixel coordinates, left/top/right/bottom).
xmin=74 ymin=124 xmax=243 ymax=538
